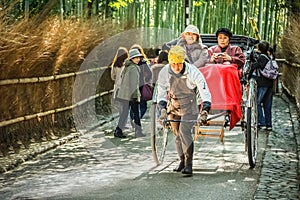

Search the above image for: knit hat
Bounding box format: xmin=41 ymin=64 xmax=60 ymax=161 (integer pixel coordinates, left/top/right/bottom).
xmin=216 ymin=27 xmax=233 ymax=38
xmin=182 ymin=25 xmax=200 ymax=37
xmin=168 ymin=45 xmax=186 ymax=64
xmin=129 ymin=49 xmax=143 ymax=60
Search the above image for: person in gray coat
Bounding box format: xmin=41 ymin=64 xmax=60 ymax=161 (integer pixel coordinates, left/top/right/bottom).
xmin=114 ymin=49 xmax=145 ymax=138
xmin=163 ymin=24 xmax=209 ymax=68
xmin=177 ymin=24 xmax=209 ymax=68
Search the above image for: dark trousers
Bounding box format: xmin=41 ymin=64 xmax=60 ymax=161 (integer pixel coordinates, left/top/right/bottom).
xmin=117 ymin=99 xmax=141 ymax=130
xmin=169 ymin=113 xmax=196 ymax=167
xmin=130 ymin=99 xmax=147 ymax=119
xmin=257 ymin=87 xmax=273 ymax=127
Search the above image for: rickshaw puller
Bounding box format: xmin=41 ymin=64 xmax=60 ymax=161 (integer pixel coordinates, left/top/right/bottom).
xmin=156 ymin=45 xmax=211 ymax=176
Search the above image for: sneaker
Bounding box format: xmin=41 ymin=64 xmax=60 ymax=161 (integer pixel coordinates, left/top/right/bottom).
xmin=114 ymin=127 xmax=126 ymax=138
xmin=266 ymin=127 xmax=272 ymax=131
xmin=135 ymin=128 xmax=145 ymax=138
xmin=259 ymin=126 xmax=266 ymax=130
xmin=135 ymin=132 xmax=146 ymax=138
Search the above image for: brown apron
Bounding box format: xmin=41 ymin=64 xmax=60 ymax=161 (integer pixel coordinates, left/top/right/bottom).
xmin=168 ymin=75 xmax=198 ymax=116
xmin=168 ymin=75 xmax=198 ymax=166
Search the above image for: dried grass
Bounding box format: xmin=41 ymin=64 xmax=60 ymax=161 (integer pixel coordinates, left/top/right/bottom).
xmin=0 ymin=16 xmax=118 ymax=79
xmin=281 ymin=16 xmax=300 ymax=64
xmin=0 ymin=9 xmax=126 ymax=155
xmin=281 ymin=15 xmax=300 ymax=113
xmin=0 ymin=14 xmax=121 ymax=119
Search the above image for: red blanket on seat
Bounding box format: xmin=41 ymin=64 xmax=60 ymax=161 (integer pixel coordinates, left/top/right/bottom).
xmin=199 ymin=64 xmax=242 ymax=130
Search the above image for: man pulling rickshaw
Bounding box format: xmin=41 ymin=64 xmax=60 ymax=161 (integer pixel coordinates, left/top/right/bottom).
xmin=156 ymin=45 xmax=212 ymax=176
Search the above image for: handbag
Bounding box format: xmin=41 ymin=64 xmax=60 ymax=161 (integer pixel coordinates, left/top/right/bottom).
xmin=141 ymin=83 xmax=154 ymax=101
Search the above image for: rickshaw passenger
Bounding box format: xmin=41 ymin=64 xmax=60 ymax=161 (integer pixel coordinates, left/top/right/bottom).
xmin=156 ymin=46 xmax=211 ymax=176
xmin=177 ymin=25 xmax=209 ymax=68
xmin=163 ymin=24 xmax=209 ymax=68
xmin=208 ymin=27 xmax=246 ymax=69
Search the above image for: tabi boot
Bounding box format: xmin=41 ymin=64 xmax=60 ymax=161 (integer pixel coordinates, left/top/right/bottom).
xmin=114 ymin=127 xmax=126 ymax=138
xmin=173 ymin=155 xmax=185 ymax=172
xmin=182 ymin=143 xmax=194 ymax=176
xmin=182 ymin=165 xmax=193 ymax=176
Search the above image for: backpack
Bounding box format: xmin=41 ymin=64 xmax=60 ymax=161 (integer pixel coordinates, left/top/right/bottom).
xmin=259 ymin=54 xmax=279 ymax=79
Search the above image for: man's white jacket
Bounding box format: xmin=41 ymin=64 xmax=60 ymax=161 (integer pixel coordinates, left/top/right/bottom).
xmin=156 ymin=62 xmax=211 ymax=108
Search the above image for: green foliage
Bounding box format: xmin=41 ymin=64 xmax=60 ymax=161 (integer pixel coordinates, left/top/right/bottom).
xmin=108 ymin=0 xmax=133 ymax=9
xmin=194 ymin=0 xmax=205 ymax=7
xmin=2 ymin=0 xmax=293 ymax=48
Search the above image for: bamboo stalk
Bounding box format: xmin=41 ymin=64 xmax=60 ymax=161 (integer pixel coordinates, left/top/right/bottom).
xmin=0 ymin=89 xmax=113 ymax=127
xmin=0 ymin=66 xmax=109 ymax=86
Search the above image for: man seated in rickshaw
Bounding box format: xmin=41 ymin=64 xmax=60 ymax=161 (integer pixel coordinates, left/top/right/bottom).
xmin=208 ymin=27 xmax=246 ymax=70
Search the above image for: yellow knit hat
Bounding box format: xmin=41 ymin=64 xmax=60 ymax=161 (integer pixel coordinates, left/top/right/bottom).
xmin=168 ymin=45 xmax=186 ymax=64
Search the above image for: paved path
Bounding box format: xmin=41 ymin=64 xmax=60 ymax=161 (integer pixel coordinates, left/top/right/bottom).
xmin=0 ymin=94 xmax=299 ymax=199
xmin=254 ymin=93 xmax=299 ymax=199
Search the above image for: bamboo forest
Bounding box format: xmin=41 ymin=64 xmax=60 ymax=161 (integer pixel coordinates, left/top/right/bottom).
xmin=2 ymin=0 xmax=299 ymax=47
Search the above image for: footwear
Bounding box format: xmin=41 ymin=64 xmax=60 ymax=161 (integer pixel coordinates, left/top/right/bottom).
xmin=182 ymin=165 xmax=193 ymax=176
xmin=225 ymin=114 xmax=230 ymax=123
xmin=266 ymin=127 xmax=272 ymax=131
xmin=135 ymin=132 xmax=146 ymax=138
xmin=135 ymin=127 xmax=145 ymax=138
xmin=224 ymin=114 xmax=230 ymax=127
xmin=259 ymin=126 xmax=266 ymax=130
xmin=114 ymin=127 xmax=126 ymax=138
xmin=173 ymin=162 xmax=185 ymax=172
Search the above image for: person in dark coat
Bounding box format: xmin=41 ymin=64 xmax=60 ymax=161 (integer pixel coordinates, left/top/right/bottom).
xmin=177 ymin=25 xmax=209 ymax=68
xmin=249 ymin=40 xmax=274 ymax=131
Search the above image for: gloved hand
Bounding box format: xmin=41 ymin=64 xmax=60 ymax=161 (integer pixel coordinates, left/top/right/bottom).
xmin=158 ymin=108 xmax=167 ymax=126
xmin=157 ymin=101 xmax=167 ymax=126
xmin=198 ymin=110 xmax=208 ymax=125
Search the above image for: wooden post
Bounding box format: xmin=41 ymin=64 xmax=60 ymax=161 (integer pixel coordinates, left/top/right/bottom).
xmin=185 ymin=0 xmax=190 ymax=26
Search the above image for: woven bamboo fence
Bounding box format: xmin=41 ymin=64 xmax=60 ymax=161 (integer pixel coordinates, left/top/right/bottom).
xmin=0 ymin=66 xmax=114 ymax=156
xmin=281 ymin=61 xmax=300 ymax=110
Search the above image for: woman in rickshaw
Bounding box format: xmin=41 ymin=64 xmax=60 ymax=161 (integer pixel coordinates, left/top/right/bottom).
xmin=208 ymin=28 xmax=246 ymax=69
xmin=205 ymin=28 xmax=246 ymax=126
xmin=163 ymin=24 xmax=209 ymax=68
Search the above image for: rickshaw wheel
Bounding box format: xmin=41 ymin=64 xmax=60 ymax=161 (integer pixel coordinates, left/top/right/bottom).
xmin=246 ymin=78 xmax=258 ymax=168
xmin=150 ymin=103 xmax=169 ymax=165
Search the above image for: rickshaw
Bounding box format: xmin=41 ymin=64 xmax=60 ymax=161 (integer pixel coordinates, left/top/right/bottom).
xmin=150 ymin=35 xmax=259 ymax=168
